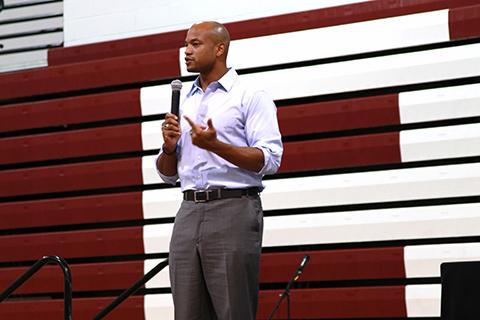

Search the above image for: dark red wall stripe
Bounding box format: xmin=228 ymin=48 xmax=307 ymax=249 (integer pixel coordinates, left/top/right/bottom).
xmin=278 ymin=94 xmax=399 ymax=136
xmin=0 ymin=132 xmax=403 ymax=197
xmin=0 ymin=89 xmax=141 ymax=133
xmin=0 ymin=192 xmax=143 ymax=230
xmin=258 ymin=286 xmax=407 ymax=318
xmin=261 ymin=247 xmax=405 ymax=283
xmin=0 ymin=124 xmax=142 ymax=165
xmin=0 ymin=158 xmax=142 ymax=198
xmin=0 ymin=50 xmax=179 ymax=102
xmin=0 ymin=227 xmax=143 ymax=262
xmin=0 ymin=133 xmax=402 ymax=197
xmin=0 ymin=261 xmax=145 ymax=294
xmin=0 ymin=287 xmax=406 ymax=319
xmin=280 ymin=132 xmax=401 ymax=173
xmin=1 ymin=92 xmax=398 ymax=135
xmin=49 ymin=30 xmax=186 ymax=66
xmin=0 ymin=247 xmax=406 ymax=294
xmin=48 ymin=0 xmax=480 ymax=65
xmin=228 ymin=0 xmax=480 ymax=40
xmin=449 ymin=4 xmax=480 ymax=40
xmin=1 ymin=99 xmax=401 ymax=165
xmin=0 ymin=296 xmax=144 ymax=320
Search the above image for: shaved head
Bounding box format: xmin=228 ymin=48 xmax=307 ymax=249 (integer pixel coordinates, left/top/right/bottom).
xmin=190 ymin=21 xmax=230 ymax=57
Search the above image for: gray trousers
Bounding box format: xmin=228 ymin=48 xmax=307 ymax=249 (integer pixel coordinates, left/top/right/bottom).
xmin=169 ymin=194 xmax=263 ymax=320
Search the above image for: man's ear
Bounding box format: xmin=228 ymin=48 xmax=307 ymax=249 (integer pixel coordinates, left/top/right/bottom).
xmin=216 ymin=42 xmax=225 ymax=57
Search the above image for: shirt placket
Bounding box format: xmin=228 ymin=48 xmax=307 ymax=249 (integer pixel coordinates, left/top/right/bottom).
xmin=197 ymin=88 xmax=213 ymax=188
xmin=188 ymin=88 xmax=208 ymax=189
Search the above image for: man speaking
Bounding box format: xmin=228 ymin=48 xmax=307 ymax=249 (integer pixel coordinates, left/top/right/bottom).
xmin=156 ymin=21 xmax=283 ymax=320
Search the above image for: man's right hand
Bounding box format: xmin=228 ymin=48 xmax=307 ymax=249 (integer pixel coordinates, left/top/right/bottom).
xmin=162 ymin=113 xmax=181 ymax=154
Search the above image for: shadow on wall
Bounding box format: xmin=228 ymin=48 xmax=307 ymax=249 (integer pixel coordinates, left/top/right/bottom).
xmin=0 ymin=0 xmax=3 ymax=49
xmin=0 ymin=0 xmax=3 ymax=48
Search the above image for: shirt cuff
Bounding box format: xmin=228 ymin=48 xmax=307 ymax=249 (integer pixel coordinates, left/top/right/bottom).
xmin=255 ymin=145 xmax=281 ymax=176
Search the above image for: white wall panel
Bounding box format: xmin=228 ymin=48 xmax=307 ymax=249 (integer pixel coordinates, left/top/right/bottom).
xmin=0 ymin=2 xmax=62 ymax=23
xmin=0 ymin=32 xmax=63 ymax=51
xmin=400 ymin=123 xmax=480 ymax=162
xmin=180 ymin=10 xmax=449 ymax=76
xmin=144 ymin=293 xmax=174 ymax=320
xmin=141 ymin=84 xmax=184 ymax=116
xmin=4 ymin=0 xmax=51 ymax=5
xmin=263 ymin=203 xmax=480 ymax=247
xmin=142 ymin=155 xmax=161 ymax=186
xmin=144 ymin=259 xmax=170 ymax=289
xmin=142 ymin=163 xmax=480 ymax=219
xmin=143 ymin=223 xmax=173 ymax=254
xmin=64 ymin=0 xmax=368 ymax=46
xmin=0 ymin=49 xmax=47 ymax=72
xmin=141 ymin=44 xmax=480 ymax=114
xmin=261 ymin=163 xmax=480 ymax=211
xmin=142 ymin=188 xmax=182 ymax=220
xmin=143 ymin=203 xmax=480 ymax=253
xmin=0 ymin=16 xmax=62 ymax=37
xmin=406 ymin=284 xmax=441 ymax=317
xmin=248 ymin=43 xmax=480 ymax=101
xmin=399 ymin=83 xmax=480 ymax=123
xmin=141 ymin=120 xmax=164 ymax=151
xmin=405 ymin=243 xmax=480 ymax=278
xmin=141 ymin=83 xmax=480 ymax=120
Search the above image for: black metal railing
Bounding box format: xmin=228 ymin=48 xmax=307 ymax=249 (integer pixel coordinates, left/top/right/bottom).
xmin=0 ymin=255 xmax=72 ymax=320
xmin=93 ymin=258 xmax=169 ymax=320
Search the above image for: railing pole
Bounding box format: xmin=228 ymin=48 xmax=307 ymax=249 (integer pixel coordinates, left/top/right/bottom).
xmin=0 ymin=256 xmax=72 ymax=320
xmin=0 ymin=259 xmax=45 ymax=302
xmin=58 ymin=256 xmax=73 ymax=320
xmin=93 ymin=258 xmax=169 ymax=320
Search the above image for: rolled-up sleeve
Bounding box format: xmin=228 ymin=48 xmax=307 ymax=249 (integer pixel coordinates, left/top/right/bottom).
xmin=244 ymin=90 xmax=283 ymax=176
xmin=154 ymin=149 xmax=179 ymax=185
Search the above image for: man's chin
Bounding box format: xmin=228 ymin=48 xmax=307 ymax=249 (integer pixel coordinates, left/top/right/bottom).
xmin=186 ymin=66 xmax=199 ymax=73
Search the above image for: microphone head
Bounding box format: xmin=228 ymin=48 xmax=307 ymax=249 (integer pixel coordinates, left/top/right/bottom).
xmin=171 ymin=79 xmax=182 ymax=91
xmin=301 ymin=254 xmax=310 ymax=267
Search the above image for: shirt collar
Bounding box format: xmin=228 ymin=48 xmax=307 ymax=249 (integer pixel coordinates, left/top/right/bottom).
xmin=187 ymin=68 xmax=237 ymax=96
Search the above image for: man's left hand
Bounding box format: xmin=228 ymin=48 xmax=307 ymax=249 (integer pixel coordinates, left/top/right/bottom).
xmin=184 ymin=115 xmax=218 ymax=151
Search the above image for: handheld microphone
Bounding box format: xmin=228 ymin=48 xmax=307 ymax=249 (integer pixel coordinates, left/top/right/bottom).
xmin=170 ymin=79 xmax=182 ymax=117
xmin=293 ymin=254 xmax=310 ymax=282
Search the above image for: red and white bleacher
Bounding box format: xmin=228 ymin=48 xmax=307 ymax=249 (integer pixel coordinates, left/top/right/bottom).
xmin=1 ymin=0 xmax=480 ymax=318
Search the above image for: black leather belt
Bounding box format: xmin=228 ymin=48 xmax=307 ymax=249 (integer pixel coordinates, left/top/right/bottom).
xmin=183 ymin=188 xmax=259 ymax=203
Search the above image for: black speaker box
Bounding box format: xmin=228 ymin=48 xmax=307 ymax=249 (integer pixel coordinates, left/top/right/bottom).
xmin=441 ymin=261 xmax=480 ymax=320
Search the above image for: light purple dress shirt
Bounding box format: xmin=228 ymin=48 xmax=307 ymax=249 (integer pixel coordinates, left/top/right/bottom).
xmin=156 ymin=68 xmax=283 ymax=191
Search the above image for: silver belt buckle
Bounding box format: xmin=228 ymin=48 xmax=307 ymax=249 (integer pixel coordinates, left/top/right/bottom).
xmin=193 ymin=189 xmax=221 ymax=203
xmin=193 ymin=190 xmax=208 ymax=203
